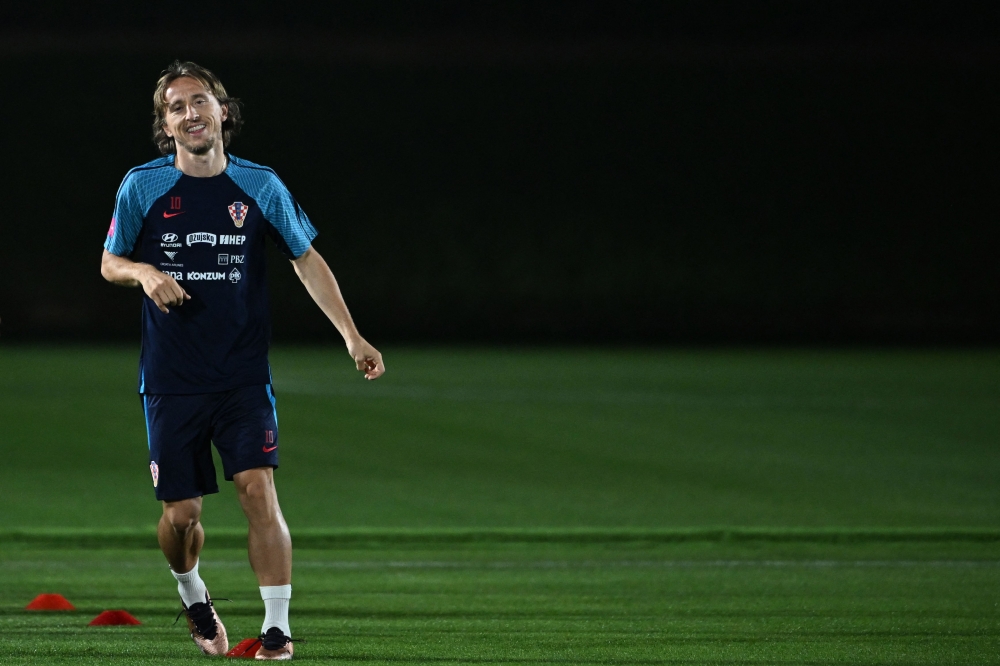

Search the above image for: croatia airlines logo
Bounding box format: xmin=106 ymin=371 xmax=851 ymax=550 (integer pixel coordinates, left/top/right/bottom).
xmin=228 ymin=202 xmax=249 ymax=228
xmin=186 ymin=232 xmax=217 ymax=246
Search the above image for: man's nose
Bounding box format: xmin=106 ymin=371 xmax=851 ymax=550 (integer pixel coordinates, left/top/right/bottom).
xmin=185 ymin=104 xmax=200 ymax=119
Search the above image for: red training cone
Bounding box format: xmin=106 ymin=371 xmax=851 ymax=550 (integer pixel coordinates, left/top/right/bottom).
xmin=227 ymin=638 xmax=262 ymax=658
xmin=88 ymin=610 xmax=141 ymax=626
xmin=26 ymin=594 xmax=75 ymax=611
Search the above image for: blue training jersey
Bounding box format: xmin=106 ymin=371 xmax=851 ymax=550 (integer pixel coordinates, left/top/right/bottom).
xmin=104 ymin=154 xmax=317 ymax=394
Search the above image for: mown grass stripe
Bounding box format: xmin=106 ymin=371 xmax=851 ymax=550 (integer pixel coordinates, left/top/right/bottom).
xmin=2 ymin=527 xmax=1000 ymax=549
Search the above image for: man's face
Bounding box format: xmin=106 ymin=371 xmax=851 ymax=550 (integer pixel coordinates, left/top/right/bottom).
xmin=162 ymin=76 xmax=228 ymax=156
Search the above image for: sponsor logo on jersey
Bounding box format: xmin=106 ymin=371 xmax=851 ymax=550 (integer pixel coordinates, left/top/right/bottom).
xmin=163 ymin=211 xmax=185 ymax=218
xmin=186 ymin=232 xmax=217 ymax=246
xmin=164 ymin=251 xmax=178 ymax=261
xmin=186 ymin=271 xmax=227 ymax=280
xmin=163 ymin=271 xmax=183 ymax=279
xmin=228 ymin=202 xmax=249 ymax=228
xmin=150 ymin=461 xmax=159 ymax=488
xmin=231 ymin=255 xmax=245 ymax=264
xmin=161 ymin=233 xmax=181 ymax=248
xmin=218 ymin=254 xmax=229 ymax=265
xmin=220 ymin=234 xmax=246 ymax=245
xmin=107 ymin=217 xmax=117 ymax=238
xmin=229 ymin=268 xmax=242 ymax=283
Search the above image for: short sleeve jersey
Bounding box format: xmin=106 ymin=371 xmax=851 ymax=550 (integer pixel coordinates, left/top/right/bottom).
xmin=104 ymin=154 xmax=317 ymax=394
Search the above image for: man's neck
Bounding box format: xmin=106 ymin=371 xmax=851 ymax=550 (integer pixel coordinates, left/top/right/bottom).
xmin=174 ymin=146 xmax=227 ymax=178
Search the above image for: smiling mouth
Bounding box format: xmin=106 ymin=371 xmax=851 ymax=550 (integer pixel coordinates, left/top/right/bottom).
xmin=186 ymin=124 xmax=207 ymax=134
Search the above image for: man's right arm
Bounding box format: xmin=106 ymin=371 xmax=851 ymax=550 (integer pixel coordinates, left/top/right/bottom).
xmin=101 ymin=249 xmax=190 ymax=314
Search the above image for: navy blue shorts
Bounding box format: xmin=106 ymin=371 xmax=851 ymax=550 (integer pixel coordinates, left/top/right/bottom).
xmin=142 ymin=385 xmax=279 ymax=501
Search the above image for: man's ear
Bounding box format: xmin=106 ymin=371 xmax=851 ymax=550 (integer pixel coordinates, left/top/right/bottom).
xmin=221 ymin=103 xmax=229 ymax=122
xmin=163 ymin=122 xmax=173 ymax=138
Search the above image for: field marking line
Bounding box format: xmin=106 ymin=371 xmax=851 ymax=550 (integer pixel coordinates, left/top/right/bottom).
xmin=5 ymin=526 xmax=1000 ymax=546
xmin=2 ymin=559 xmax=999 ymax=570
xmin=276 ymin=379 xmax=974 ymax=409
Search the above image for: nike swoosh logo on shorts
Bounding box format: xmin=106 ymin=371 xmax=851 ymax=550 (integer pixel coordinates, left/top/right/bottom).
xmin=163 ymin=211 xmax=185 ymax=218
xmin=263 ymin=445 xmax=278 ymax=452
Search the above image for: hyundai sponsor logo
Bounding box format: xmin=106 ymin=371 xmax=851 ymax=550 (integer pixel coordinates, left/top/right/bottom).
xmin=162 ymin=233 xmax=178 ymax=242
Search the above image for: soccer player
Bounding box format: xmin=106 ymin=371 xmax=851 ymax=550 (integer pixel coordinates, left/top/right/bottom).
xmin=101 ymin=61 xmax=384 ymax=660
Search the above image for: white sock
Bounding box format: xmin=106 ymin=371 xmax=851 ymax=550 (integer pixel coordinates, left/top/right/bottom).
xmin=171 ymin=561 xmax=209 ymax=608
xmin=260 ymin=585 xmax=292 ymax=637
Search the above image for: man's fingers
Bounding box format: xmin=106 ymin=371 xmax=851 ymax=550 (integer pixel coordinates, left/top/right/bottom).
xmin=154 ymin=289 xmax=179 ymax=308
xmin=167 ymin=282 xmax=187 ymax=305
xmin=144 ymin=272 xmax=188 ymax=310
xmin=354 ymin=353 xmax=385 ymax=380
xmin=150 ymin=282 xmax=187 ymax=311
xmin=365 ymin=356 xmax=386 ymax=380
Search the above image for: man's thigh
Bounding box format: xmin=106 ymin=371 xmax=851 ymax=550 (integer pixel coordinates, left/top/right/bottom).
xmin=211 ymin=385 xmax=279 ymax=481
xmin=143 ymin=393 xmax=220 ymax=501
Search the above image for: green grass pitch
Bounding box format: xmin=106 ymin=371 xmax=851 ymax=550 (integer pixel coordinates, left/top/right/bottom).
xmin=0 ymin=347 xmax=998 ymax=663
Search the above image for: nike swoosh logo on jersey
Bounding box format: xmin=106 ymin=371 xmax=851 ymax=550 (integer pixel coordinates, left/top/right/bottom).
xmin=163 ymin=211 xmax=185 ymax=218
xmin=263 ymin=445 xmax=278 ymax=452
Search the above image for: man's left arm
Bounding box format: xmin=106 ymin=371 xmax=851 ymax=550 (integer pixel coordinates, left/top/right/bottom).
xmin=291 ymin=246 xmax=385 ymax=380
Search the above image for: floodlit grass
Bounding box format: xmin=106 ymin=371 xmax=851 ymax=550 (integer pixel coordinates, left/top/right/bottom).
xmin=0 ymin=346 xmax=998 ymax=662
xmin=1 ymin=346 xmax=998 ymax=529
xmin=2 ymin=541 xmax=1000 ymax=665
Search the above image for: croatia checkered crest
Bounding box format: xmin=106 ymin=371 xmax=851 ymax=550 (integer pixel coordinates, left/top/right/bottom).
xmin=228 ymin=201 xmax=249 ymax=228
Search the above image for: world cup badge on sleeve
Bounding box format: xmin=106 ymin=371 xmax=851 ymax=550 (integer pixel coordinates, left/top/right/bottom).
xmin=150 ymin=461 xmax=159 ymax=488
xmin=228 ymin=202 xmax=249 ymax=228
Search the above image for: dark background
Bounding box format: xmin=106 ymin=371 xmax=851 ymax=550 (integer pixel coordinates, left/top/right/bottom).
xmin=1 ymin=1 xmax=997 ymax=344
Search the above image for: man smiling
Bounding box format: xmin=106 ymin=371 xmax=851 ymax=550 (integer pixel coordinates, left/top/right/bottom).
xmin=101 ymin=61 xmax=384 ymax=660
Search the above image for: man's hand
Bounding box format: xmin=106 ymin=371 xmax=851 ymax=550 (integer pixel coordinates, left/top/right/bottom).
xmin=101 ymin=250 xmax=190 ymax=314
xmin=348 ymin=337 xmax=385 ymax=380
xmin=139 ymin=265 xmax=190 ymax=314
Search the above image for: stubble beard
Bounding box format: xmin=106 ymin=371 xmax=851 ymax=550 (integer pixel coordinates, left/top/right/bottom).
xmin=175 ymin=133 xmax=218 ymax=156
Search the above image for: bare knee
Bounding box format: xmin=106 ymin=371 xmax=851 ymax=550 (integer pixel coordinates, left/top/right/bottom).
xmin=234 ymin=468 xmax=274 ymax=498
xmin=161 ymin=499 xmax=202 ymax=535
xmin=234 ymin=468 xmax=279 ymax=520
xmin=237 ymin=479 xmax=267 ymax=502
